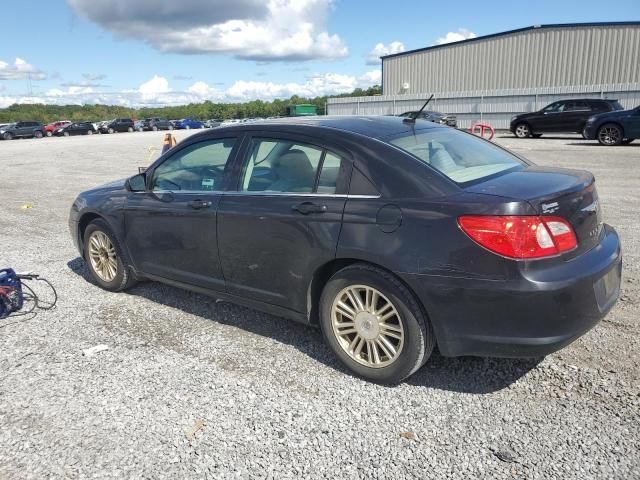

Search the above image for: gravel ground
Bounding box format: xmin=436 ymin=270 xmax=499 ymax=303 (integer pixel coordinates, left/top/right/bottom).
xmin=0 ymin=130 xmax=638 ymax=479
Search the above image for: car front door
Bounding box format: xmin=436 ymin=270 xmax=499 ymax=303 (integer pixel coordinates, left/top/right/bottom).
xmin=536 ymin=101 xmax=568 ymax=132
xmin=217 ymin=134 xmax=351 ymax=314
xmin=124 ymin=136 xmax=240 ymax=290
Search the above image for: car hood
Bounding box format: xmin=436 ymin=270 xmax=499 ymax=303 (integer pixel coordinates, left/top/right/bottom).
xmin=588 ymin=108 xmax=638 ymax=121
xmin=84 ymin=178 xmax=127 ymax=194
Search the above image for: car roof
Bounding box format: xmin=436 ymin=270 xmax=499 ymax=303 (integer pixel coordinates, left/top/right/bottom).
xmin=212 ymin=115 xmax=440 ymax=140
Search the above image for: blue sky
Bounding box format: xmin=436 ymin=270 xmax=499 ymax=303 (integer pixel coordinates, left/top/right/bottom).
xmin=0 ymin=0 xmax=638 ymax=107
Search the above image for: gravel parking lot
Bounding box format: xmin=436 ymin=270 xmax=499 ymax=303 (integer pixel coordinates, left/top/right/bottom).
xmin=1 ymin=130 xmax=638 ymax=479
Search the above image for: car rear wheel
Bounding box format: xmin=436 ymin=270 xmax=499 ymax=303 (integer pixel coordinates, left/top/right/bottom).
xmin=597 ymin=124 xmax=623 ymax=146
xmin=152 ymin=126 xmax=158 ymax=131
xmin=514 ymin=123 xmax=530 ymax=138
xmin=87 ymin=130 xmax=93 ymax=135
xmin=84 ymin=219 xmax=136 ymax=292
xmin=138 ymin=127 xmax=144 ymax=132
xmin=33 ymin=130 xmax=43 ymax=139
xmin=319 ymin=264 xmax=434 ymax=384
xmin=3 ymin=132 xmax=13 ymax=140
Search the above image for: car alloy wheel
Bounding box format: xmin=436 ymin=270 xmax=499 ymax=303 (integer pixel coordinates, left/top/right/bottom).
xmin=108 ymin=128 xmax=114 ymax=134
xmin=128 ymin=127 xmax=133 ymax=132
xmin=34 ymin=131 xmax=43 ymax=138
xmin=598 ymin=124 xmax=622 ymax=146
xmin=514 ymin=123 xmax=530 ymax=138
xmin=88 ymin=230 xmax=118 ymax=283
xmin=331 ymin=285 xmax=404 ymax=368
xmin=87 ymin=130 xmax=93 ymax=135
xmin=46 ymin=131 xmax=52 ymax=137
xmin=2 ymin=132 xmax=12 ymax=140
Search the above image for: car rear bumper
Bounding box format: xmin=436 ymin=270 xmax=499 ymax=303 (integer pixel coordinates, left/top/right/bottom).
xmin=400 ymin=224 xmax=622 ymax=358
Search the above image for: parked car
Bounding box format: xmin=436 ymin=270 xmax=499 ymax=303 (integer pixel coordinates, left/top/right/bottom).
xmin=45 ymin=120 xmax=71 ymax=137
xmin=582 ymin=105 xmax=640 ymax=146
xmin=99 ymin=118 xmax=135 ymax=134
xmin=510 ymin=99 xmax=623 ymax=138
xmin=137 ymin=117 xmax=173 ymax=132
xmin=69 ymin=116 xmax=621 ymax=383
xmin=0 ymin=121 xmax=45 ymax=140
xmin=398 ymin=110 xmax=457 ymax=127
xmin=54 ymin=122 xmax=96 ymax=137
xmin=204 ymin=119 xmax=223 ymax=128
xmin=173 ymin=118 xmax=204 ymax=129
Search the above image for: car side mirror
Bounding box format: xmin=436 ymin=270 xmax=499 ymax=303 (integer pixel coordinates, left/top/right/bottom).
xmin=126 ymin=173 xmax=146 ymax=192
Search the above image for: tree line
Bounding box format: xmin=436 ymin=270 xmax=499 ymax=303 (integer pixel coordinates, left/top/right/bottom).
xmin=0 ymin=86 xmax=382 ymax=124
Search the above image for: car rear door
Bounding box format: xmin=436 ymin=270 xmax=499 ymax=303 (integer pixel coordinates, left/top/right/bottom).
xmin=217 ymin=132 xmax=351 ymax=314
xmin=124 ymin=136 xmax=240 ymax=291
xmin=564 ymin=100 xmax=593 ymax=132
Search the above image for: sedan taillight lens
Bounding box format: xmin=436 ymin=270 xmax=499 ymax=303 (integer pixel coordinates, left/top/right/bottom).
xmin=458 ymin=215 xmax=577 ymax=259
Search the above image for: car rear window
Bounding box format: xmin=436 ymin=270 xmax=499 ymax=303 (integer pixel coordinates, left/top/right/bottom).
xmin=387 ymin=128 xmax=525 ymax=185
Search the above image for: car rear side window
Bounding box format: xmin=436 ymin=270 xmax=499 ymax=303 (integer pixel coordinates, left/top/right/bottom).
xmin=240 ymin=138 xmax=343 ymax=194
xmin=151 ymin=138 xmax=236 ymax=192
xmin=388 ymin=128 xmax=525 ymax=185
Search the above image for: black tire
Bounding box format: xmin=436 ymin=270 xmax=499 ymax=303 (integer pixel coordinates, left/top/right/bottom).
xmin=87 ymin=130 xmax=93 ymax=135
xmin=597 ymin=123 xmax=623 ymax=146
xmin=319 ymin=263 xmax=435 ymax=384
xmin=108 ymin=127 xmax=115 ymax=134
xmin=46 ymin=131 xmax=53 ymax=137
xmin=2 ymin=132 xmax=12 ymax=140
xmin=514 ymin=123 xmax=531 ymax=138
xmin=83 ymin=219 xmax=137 ymax=292
xmin=33 ymin=130 xmax=43 ymax=138
xmin=152 ymin=125 xmax=158 ymax=131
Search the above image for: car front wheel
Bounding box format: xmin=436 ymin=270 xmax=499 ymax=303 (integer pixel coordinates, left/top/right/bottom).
xmin=514 ymin=123 xmax=531 ymax=138
xmin=33 ymin=130 xmax=43 ymax=138
xmin=319 ymin=264 xmax=434 ymax=384
xmin=46 ymin=131 xmax=53 ymax=137
xmin=84 ymin=219 xmax=136 ymax=292
xmin=597 ymin=124 xmax=623 ymax=146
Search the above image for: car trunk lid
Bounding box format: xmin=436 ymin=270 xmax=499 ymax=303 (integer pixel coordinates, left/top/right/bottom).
xmin=465 ymin=166 xmax=603 ymax=258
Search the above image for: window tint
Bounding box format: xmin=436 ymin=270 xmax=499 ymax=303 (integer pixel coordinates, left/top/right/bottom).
xmin=388 ymin=128 xmax=524 ymax=185
xmin=543 ymin=102 xmax=565 ymax=113
xmin=241 ymin=139 xmax=323 ymax=193
xmin=317 ymin=152 xmax=342 ymax=194
xmin=151 ymin=138 xmax=236 ymax=192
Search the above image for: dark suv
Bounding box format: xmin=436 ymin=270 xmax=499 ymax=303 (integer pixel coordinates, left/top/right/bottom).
xmin=99 ymin=118 xmax=135 ymax=134
xmin=137 ymin=118 xmax=173 ymax=132
xmin=0 ymin=121 xmax=46 ymax=140
xmin=510 ymin=99 xmax=623 ymax=138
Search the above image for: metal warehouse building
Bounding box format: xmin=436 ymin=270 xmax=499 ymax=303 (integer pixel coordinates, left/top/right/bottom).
xmin=328 ymin=22 xmax=640 ymax=128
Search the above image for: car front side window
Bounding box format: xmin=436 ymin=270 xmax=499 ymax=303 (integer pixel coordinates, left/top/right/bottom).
xmin=151 ymin=138 xmax=236 ymax=192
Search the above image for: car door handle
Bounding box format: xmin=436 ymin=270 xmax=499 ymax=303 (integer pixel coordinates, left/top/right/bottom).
xmin=188 ymin=200 xmax=212 ymax=209
xmin=292 ymin=202 xmax=328 ymax=215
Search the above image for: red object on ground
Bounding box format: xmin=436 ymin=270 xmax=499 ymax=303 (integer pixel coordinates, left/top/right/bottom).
xmin=469 ymin=122 xmax=495 ymax=140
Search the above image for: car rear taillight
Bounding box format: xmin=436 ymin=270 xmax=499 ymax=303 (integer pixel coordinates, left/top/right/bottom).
xmin=458 ymin=215 xmax=577 ymax=259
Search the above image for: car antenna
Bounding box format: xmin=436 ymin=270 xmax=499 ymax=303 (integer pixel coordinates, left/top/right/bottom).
xmin=403 ymin=94 xmax=434 ymax=124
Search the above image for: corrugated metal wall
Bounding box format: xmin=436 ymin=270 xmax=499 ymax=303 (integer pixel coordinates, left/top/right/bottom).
xmin=382 ymin=25 xmax=640 ymax=95
xmin=327 ymin=83 xmax=640 ymax=129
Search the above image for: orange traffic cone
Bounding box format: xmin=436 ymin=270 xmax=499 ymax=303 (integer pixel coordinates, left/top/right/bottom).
xmin=161 ymin=133 xmax=177 ymax=154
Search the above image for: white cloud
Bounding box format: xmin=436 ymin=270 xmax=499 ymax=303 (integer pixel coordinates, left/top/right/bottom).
xmin=0 ymin=57 xmax=46 ymax=80
xmin=436 ymin=28 xmax=476 ymax=45
xmin=366 ymin=41 xmax=404 ymax=64
xmin=67 ymin=0 xmax=348 ymax=61
xmin=0 ymin=69 xmax=380 ymax=108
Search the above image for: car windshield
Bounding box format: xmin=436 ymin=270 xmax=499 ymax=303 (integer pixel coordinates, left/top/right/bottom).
xmin=387 ymin=128 xmax=525 ymax=185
